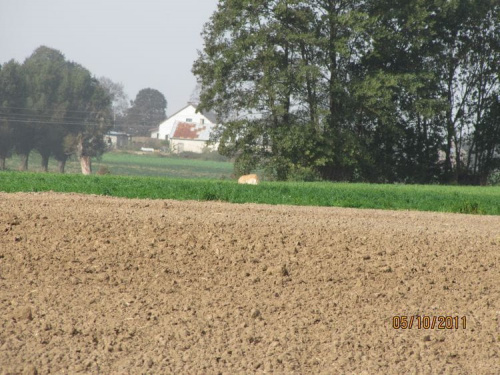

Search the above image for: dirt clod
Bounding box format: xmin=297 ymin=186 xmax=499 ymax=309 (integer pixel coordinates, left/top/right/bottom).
xmin=251 ymin=309 xmax=261 ymax=319
xmin=23 ymin=365 xmax=37 ymax=375
xmin=280 ymin=264 xmax=289 ymax=277
xmin=16 ymin=307 xmax=33 ymax=321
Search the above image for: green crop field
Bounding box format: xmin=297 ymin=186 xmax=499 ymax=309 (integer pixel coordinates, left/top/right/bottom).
xmin=3 ymin=151 xmax=234 ymax=179
xmin=94 ymin=152 xmax=234 ymax=179
xmin=1 ymin=171 xmax=499 ymax=215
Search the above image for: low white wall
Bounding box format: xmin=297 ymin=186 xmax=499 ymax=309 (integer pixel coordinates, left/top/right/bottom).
xmin=171 ymin=139 xmax=216 ymax=153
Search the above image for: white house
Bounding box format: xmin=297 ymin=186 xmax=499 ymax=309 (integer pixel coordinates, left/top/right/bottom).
xmin=151 ymin=103 xmax=218 ymax=153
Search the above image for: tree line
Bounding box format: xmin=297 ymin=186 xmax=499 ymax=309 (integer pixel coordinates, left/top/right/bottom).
xmin=0 ymin=46 xmax=168 ymax=174
xmin=193 ymin=0 xmax=500 ymax=184
xmin=99 ymin=79 xmax=168 ymax=137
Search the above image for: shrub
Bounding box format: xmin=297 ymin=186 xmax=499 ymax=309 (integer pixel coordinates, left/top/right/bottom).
xmin=457 ymin=201 xmax=482 ymax=214
xmin=287 ymin=165 xmax=322 ymax=182
xmin=97 ymin=165 xmax=111 ymax=175
xmin=174 ymin=149 xmax=231 ymax=162
xmin=487 ymin=171 xmax=500 ymax=186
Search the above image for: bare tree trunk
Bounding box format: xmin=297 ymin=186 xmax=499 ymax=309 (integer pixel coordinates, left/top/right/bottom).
xmin=19 ymin=153 xmax=29 ymax=171
xmin=40 ymin=153 xmax=50 ymax=172
xmin=58 ymin=158 xmax=67 ymax=173
xmin=80 ymin=156 xmax=92 ymax=175
xmin=77 ymin=136 xmax=92 ymax=175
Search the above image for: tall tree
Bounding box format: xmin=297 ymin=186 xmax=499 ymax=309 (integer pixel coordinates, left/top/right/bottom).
xmin=0 ymin=61 xmax=26 ymax=170
xmin=11 ymin=46 xmax=114 ymax=174
xmin=358 ymin=0 xmax=445 ymax=183
xmin=195 ymin=0 xmax=499 ymax=183
xmin=22 ymin=46 xmax=68 ymax=172
xmin=76 ymin=78 xmax=112 ymax=174
xmin=124 ymin=88 xmax=167 ymax=136
xmin=53 ymin=62 xmax=113 ymax=174
xmin=54 ymin=61 xmax=110 ymax=174
xmin=460 ymin=0 xmax=500 ymax=183
xmin=428 ymin=0 xmax=500 ymax=182
xmin=472 ymin=94 xmax=500 ymax=184
xmin=193 ymin=0 xmax=371 ymax=180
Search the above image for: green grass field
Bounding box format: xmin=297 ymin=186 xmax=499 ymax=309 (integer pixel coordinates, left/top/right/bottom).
xmin=1 ymin=171 xmax=499 ymax=215
xmin=3 ymin=151 xmax=234 ymax=179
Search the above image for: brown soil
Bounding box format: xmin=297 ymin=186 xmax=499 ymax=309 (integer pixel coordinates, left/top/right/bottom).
xmin=0 ymin=192 xmax=499 ymax=374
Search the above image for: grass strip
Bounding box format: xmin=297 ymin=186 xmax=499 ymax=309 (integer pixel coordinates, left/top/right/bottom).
xmin=1 ymin=171 xmax=499 ymax=215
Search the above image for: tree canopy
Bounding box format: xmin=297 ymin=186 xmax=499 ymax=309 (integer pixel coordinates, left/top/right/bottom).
xmin=123 ymin=88 xmax=167 ymax=136
xmin=0 ymin=46 xmax=113 ymax=174
xmin=193 ymin=0 xmax=500 ymax=184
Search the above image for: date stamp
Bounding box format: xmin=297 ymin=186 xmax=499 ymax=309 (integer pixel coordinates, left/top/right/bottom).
xmin=392 ymin=315 xmax=467 ymax=330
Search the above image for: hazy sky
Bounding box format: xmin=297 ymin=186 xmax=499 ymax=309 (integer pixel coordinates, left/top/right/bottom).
xmin=0 ymin=0 xmax=218 ymax=114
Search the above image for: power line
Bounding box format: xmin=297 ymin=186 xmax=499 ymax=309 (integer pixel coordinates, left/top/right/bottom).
xmin=0 ymin=105 xmax=106 ymax=115
xmin=0 ymin=110 xmax=162 ymax=124
xmin=0 ymin=117 xmax=159 ymax=131
xmin=0 ymin=117 xmax=107 ymax=128
xmin=0 ymin=110 xmax=112 ymax=122
xmin=0 ymin=112 xmax=100 ymax=123
xmin=0 ymin=105 xmax=166 ymax=121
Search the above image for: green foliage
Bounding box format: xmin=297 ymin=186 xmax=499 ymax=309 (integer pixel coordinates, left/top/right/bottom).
xmin=0 ymin=60 xmax=25 ymax=168
xmin=77 ymin=78 xmax=113 ymax=158
xmin=286 ymin=165 xmax=321 ymax=182
xmin=487 ymin=171 xmax=500 ymax=186
xmin=0 ymin=171 xmax=499 ymax=215
xmin=22 ymin=47 xmax=68 ymax=170
xmin=456 ymin=201 xmax=482 ymax=215
xmin=123 ymin=88 xmax=167 ymax=136
xmin=0 ymin=46 xmax=114 ymax=173
xmin=233 ymin=152 xmax=260 ymax=177
xmin=193 ymin=0 xmax=500 ymax=184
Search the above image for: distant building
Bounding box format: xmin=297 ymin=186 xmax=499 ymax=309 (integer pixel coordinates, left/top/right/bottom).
xmin=105 ymin=131 xmax=130 ymax=149
xmin=150 ymin=103 xmax=218 ymax=153
xmin=149 ymin=127 xmax=159 ymax=139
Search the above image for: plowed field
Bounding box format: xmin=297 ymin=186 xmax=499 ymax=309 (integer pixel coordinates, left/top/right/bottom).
xmin=1 ymin=192 xmax=499 ymax=374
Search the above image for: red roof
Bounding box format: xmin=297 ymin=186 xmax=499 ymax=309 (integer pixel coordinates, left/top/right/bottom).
xmin=172 ymin=122 xmax=207 ymax=140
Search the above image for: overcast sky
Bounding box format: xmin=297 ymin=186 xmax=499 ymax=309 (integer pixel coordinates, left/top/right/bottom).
xmin=0 ymin=0 xmax=218 ymax=114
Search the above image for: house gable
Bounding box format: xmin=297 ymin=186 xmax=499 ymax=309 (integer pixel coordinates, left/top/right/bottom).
xmin=153 ymin=103 xmax=215 ymax=140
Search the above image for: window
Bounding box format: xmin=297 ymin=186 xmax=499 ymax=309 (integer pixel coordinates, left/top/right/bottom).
xmin=186 ymin=118 xmax=193 ymax=122
xmin=201 ymin=119 xmax=205 ymax=125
